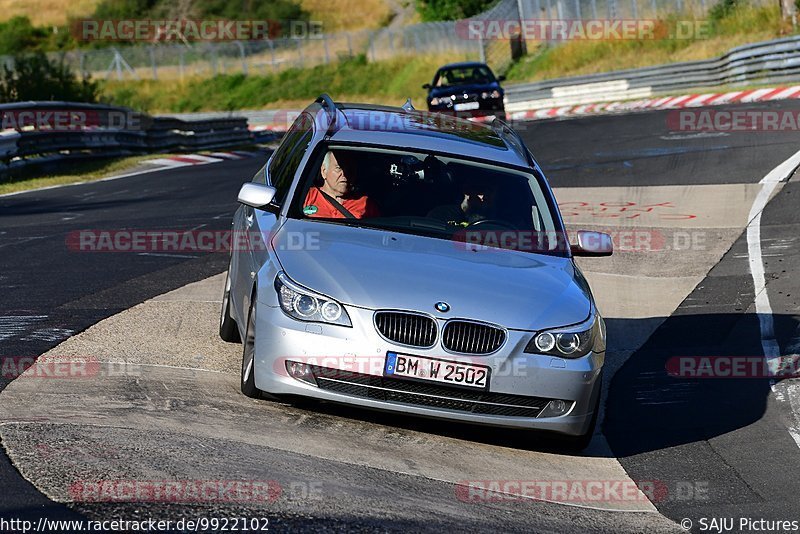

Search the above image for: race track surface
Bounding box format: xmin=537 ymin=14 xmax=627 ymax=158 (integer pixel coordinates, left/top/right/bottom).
xmin=1 ymin=100 xmax=799 ymax=532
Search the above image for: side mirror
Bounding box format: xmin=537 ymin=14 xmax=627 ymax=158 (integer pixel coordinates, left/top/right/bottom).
xmin=571 ymin=230 xmax=613 ymax=257
xmin=497 ymin=75 xmax=506 ymax=82
xmin=422 ymin=83 xmax=431 ymax=89
xmin=238 ymin=182 xmax=277 ymax=209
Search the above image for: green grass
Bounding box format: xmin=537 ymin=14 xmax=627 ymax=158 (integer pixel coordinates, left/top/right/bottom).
xmin=100 ymin=53 xmax=471 ymax=113
xmin=96 ymin=2 xmax=795 ymax=114
xmin=0 ymin=154 xmax=177 ymax=195
xmin=505 ymin=3 xmax=786 ymax=82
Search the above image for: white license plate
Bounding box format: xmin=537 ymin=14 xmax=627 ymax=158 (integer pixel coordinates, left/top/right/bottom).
xmin=384 ymin=352 xmax=490 ymax=389
xmin=454 ymin=102 xmax=480 ymax=111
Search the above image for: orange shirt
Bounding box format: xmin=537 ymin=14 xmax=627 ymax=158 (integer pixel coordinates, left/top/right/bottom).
xmin=303 ymin=187 xmax=379 ymax=219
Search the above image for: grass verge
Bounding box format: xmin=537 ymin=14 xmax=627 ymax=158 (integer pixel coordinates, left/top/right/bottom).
xmin=100 ymin=53 xmax=471 ymax=113
xmin=0 ymin=154 xmax=178 ymax=195
xmin=505 ymin=3 xmax=787 ymax=82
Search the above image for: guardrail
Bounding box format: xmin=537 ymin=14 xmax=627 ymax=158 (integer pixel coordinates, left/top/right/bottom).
xmin=0 ymin=102 xmax=254 ymax=176
xmin=504 ymin=35 xmax=800 ymax=112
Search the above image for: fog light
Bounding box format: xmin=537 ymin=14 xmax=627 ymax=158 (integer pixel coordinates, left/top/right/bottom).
xmin=285 ymin=361 xmax=317 ymax=385
xmin=539 ymin=399 xmax=572 ymax=418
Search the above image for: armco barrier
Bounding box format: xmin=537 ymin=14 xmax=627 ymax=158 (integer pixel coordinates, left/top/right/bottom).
xmin=0 ymin=102 xmax=253 ymax=176
xmin=504 ymin=35 xmax=800 ymax=112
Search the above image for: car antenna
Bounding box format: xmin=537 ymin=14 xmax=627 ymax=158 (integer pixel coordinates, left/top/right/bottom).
xmin=401 ymin=98 xmax=415 ymax=112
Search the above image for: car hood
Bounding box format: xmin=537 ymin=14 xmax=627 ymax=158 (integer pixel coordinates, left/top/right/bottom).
xmin=272 ymin=219 xmax=591 ymax=331
xmin=429 ymin=82 xmax=501 ymax=98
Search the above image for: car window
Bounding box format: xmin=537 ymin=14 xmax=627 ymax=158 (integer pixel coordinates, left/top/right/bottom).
xmin=267 ymin=113 xmax=314 ymax=203
xmin=434 ymin=66 xmax=495 ymax=87
xmin=291 ymin=145 xmax=567 ymax=256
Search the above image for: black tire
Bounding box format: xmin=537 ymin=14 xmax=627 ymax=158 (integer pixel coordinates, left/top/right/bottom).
xmin=240 ymin=296 xmax=261 ymax=398
xmin=219 ymin=269 xmax=241 ymax=343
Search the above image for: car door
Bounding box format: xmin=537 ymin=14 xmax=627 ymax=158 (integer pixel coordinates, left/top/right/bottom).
xmin=231 ymin=113 xmax=315 ymax=323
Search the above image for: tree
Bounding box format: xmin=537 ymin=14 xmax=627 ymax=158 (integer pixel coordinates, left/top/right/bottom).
xmin=0 ymin=53 xmax=98 ymax=102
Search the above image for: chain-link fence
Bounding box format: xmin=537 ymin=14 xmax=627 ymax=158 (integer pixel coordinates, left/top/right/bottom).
xmin=0 ymin=0 xmax=768 ymax=83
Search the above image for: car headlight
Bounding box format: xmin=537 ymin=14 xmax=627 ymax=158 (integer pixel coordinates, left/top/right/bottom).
xmin=430 ymin=97 xmax=440 ymax=106
xmin=524 ymin=313 xmax=605 ymax=358
xmin=481 ymin=90 xmax=502 ymax=99
xmin=274 ymin=272 xmax=352 ymax=327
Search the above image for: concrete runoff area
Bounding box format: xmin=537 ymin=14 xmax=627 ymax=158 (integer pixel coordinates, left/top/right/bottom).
xmin=0 ymin=178 xmax=768 ymax=529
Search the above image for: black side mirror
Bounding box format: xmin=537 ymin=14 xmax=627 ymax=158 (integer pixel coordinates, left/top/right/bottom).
xmin=497 ymin=75 xmax=506 ymax=82
xmin=422 ymin=83 xmax=431 ymax=89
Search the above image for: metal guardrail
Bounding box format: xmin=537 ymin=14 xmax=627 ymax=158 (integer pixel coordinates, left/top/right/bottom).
xmin=504 ymin=35 xmax=800 ymax=111
xmin=0 ymin=102 xmax=254 ymax=176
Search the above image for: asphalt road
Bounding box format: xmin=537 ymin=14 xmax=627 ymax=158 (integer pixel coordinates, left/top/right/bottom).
xmin=1 ymin=99 xmax=800 ymax=530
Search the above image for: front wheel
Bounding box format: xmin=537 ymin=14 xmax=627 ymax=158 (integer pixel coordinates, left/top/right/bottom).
xmin=240 ymin=297 xmax=260 ymax=398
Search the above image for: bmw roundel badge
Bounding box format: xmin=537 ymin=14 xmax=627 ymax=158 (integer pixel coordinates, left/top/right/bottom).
xmin=435 ymin=301 xmax=450 ymax=313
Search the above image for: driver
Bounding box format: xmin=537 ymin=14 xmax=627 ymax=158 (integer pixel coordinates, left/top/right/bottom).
xmin=303 ymin=150 xmax=379 ymax=219
xmin=427 ymin=180 xmax=496 ymax=226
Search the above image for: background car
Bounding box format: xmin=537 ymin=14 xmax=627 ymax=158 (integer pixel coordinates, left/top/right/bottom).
xmin=423 ymin=61 xmax=506 ymax=121
xmin=220 ymin=95 xmax=612 ymax=450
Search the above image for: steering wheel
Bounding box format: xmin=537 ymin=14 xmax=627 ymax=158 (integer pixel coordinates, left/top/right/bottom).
xmin=467 ymin=218 xmax=519 ymax=231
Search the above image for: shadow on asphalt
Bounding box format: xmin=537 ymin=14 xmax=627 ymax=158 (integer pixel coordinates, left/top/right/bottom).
xmin=604 ymin=313 xmax=799 ymax=457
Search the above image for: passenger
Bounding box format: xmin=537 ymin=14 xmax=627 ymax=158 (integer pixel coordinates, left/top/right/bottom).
xmin=303 ymin=151 xmax=379 ymax=219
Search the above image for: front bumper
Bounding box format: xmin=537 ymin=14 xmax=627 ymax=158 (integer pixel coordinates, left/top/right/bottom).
xmin=428 ymin=99 xmax=506 ymax=121
xmin=253 ymin=302 xmax=603 ymax=436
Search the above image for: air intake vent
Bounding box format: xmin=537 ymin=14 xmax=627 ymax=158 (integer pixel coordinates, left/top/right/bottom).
xmin=442 ymin=321 xmax=505 ymax=354
xmin=374 ymin=312 xmax=437 ymax=348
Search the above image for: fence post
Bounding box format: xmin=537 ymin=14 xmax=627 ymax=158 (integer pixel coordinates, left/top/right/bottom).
xmin=631 ymin=0 xmax=638 ymax=18
xmin=297 ymin=39 xmax=304 ymax=67
xmin=574 ymin=0 xmax=581 ymax=18
xmin=651 ymin=0 xmax=657 ymax=17
xmin=179 ymin=49 xmax=185 ymax=81
xmin=235 ymin=41 xmax=248 ymax=75
xmin=479 ymin=34 xmax=486 ymax=63
xmin=78 ymin=50 xmax=85 ymax=79
xmin=149 ymin=46 xmax=157 ymax=80
xmin=269 ymin=40 xmax=276 ymax=71
xmin=591 ymin=0 xmax=598 ymax=18
xmin=346 ymin=33 xmax=353 ymax=56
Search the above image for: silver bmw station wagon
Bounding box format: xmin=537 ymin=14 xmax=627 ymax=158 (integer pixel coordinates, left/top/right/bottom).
xmin=220 ymin=95 xmax=612 ymax=449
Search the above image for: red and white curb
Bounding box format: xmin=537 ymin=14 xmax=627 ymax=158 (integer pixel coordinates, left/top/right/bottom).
xmin=146 ymin=150 xmax=264 ymax=168
xmin=508 ymin=85 xmax=800 ymax=121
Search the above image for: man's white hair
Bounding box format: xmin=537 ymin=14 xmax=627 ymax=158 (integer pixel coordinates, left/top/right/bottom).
xmin=322 ymin=151 xmax=333 ymax=170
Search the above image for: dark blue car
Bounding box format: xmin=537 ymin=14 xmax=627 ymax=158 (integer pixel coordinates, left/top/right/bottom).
xmin=423 ymin=61 xmax=506 ymax=121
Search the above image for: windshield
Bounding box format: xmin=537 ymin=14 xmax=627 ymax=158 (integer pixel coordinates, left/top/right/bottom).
xmin=291 ymin=145 xmax=568 ymax=256
xmin=434 ymin=66 xmax=495 ymax=87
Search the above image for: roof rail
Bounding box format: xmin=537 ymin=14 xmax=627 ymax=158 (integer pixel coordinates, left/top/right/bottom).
xmin=491 ymin=117 xmax=533 ymax=166
xmin=315 ymin=93 xmax=337 ymax=134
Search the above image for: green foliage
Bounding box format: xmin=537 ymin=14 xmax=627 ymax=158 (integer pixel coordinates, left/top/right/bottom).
xmin=708 ymin=0 xmax=741 ymax=23
xmin=91 ymin=0 xmax=308 ymax=25
xmin=0 ymin=52 xmax=98 ymax=102
xmin=416 ymin=0 xmax=496 ymax=21
xmin=100 ymin=53 xmax=462 ymax=112
xmin=0 ymin=16 xmax=49 ymax=55
xmin=92 ymin=0 xmax=161 ymax=19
